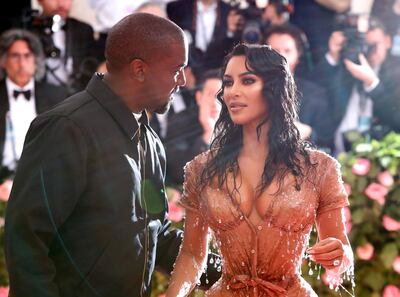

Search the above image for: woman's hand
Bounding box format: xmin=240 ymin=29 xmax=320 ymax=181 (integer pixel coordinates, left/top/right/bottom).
xmin=307 ymin=237 xmax=345 ymax=270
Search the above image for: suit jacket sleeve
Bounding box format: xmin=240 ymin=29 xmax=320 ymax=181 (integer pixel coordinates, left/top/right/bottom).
xmin=5 ymin=115 xmax=87 ymax=297
xmin=368 ymin=78 xmax=400 ymax=131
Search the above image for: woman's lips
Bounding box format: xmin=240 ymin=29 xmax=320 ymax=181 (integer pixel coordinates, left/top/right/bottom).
xmin=229 ymin=102 xmax=247 ymax=112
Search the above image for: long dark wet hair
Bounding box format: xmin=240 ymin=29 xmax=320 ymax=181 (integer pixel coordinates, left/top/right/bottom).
xmin=200 ymin=43 xmax=314 ymax=195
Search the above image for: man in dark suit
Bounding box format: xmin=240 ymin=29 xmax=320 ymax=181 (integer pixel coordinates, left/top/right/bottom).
xmin=165 ymin=69 xmax=222 ymax=185
xmin=5 ymin=13 xmax=220 ymax=297
xmin=0 ymin=29 xmax=66 ymax=188
xmin=265 ymin=24 xmax=335 ymax=152
xmin=30 ymin=0 xmax=101 ymax=94
xmin=167 ymin=0 xmax=240 ymax=77
xmin=313 ymin=18 xmax=400 ymax=154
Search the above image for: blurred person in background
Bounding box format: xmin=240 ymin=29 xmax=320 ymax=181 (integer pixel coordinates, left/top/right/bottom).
xmin=28 ymin=0 xmax=100 ymax=94
xmin=265 ymin=24 xmax=335 ymax=152
xmin=314 ymin=17 xmax=400 ymax=154
xmin=165 ymin=69 xmax=222 ymax=185
xmin=167 ymin=0 xmax=240 ymax=77
xmin=291 ymin=0 xmax=351 ymax=63
xmin=0 ymin=29 xmax=66 ymax=199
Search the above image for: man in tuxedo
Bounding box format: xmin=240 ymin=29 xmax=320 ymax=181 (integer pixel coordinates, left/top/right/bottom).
xmin=0 ymin=29 xmax=66 ymax=186
xmin=314 ymin=18 xmax=400 ymax=154
xmin=5 ymin=13 xmax=220 ymax=297
xmin=31 ymin=0 xmax=100 ymax=94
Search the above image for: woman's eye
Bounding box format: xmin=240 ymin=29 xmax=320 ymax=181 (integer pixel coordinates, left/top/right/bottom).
xmin=243 ymin=78 xmax=255 ymax=85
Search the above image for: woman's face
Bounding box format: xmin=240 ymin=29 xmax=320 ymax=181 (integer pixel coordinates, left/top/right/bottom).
xmin=222 ymin=55 xmax=268 ymax=127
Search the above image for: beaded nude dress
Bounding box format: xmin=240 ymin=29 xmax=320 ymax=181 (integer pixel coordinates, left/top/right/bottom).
xmin=180 ymin=150 xmax=349 ymax=297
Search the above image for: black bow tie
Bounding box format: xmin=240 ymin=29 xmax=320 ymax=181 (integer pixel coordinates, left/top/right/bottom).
xmin=13 ymin=89 xmax=31 ymax=100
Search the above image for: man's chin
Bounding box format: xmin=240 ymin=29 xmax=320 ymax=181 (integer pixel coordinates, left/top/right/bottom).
xmin=154 ymin=101 xmax=171 ymax=114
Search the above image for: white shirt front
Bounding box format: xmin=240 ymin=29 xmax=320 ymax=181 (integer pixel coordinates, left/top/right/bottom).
xmin=196 ymin=1 xmax=217 ymax=52
xmin=2 ymin=78 xmax=37 ymax=170
xmin=46 ymin=23 xmax=73 ymax=86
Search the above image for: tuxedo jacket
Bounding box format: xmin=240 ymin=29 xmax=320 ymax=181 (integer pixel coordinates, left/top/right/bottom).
xmin=0 ymin=79 xmax=67 ymax=166
xmin=167 ymin=0 xmax=238 ymax=73
xmin=33 ymin=17 xmax=100 ymax=93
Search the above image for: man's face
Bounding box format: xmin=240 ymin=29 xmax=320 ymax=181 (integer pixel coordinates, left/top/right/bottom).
xmin=2 ymin=40 xmax=36 ymax=87
xmin=267 ymin=33 xmax=300 ymax=74
xmin=196 ymin=78 xmax=222 ymax=121
xmin=39 ymin=0 xmax=72 ymax=19
xmin=145 ymin=41 xmax=188 ymax=114
xmin=366 ymin=28 xmax=391 ymax=68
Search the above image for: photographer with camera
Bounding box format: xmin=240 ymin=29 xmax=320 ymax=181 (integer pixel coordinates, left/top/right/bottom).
xmin=27 ymin=0 xmax=100 ymax=95
xmin=314 ymin=17 xmax=400 ymax=154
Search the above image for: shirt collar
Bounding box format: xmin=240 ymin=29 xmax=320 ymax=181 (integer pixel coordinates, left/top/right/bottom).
xmin=197 ymin=1 xmax=217 ymax=13
xmin=6 ymin=77 xmax=34 ymax=92
xmin=86 ymin=73 xmax=145 ymax=141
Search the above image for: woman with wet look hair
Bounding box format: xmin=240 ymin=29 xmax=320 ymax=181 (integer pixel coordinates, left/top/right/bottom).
xmin=166 ymin=44 xmax=354 ymax=297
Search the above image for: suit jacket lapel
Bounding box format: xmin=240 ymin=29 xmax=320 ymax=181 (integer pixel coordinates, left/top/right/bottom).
xmin=0 ymin=81 xmax=10 ymax=165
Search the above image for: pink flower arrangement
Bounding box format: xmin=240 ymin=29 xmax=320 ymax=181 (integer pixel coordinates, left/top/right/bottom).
xmin=0 ymin=287 xmax=8 ymax=297
xmin=393 ymin=256 xmax=400 ymax=274
xmin=167 ymin=201 xmax=184 ymax=222
xmin=351 ymin=158 xmax=371 ymax=175
xmin=382 ymin=215 xmax=400 ymax=231
xmin=0 ymin=179 xmax=12 ymax=202
xmin=383 ymin=285 xmax=400 ymax=297
xmin=377 ymin=171 xmax=394 ymax=187
xmin=343 ymin=183 xmax=352 ymax=196
xmin=344 ymin=207 xmax=352 ymax=234
xmin=356 ymin=242 xmax=374 ymax=260
xmin=364 ymin=183 xmax=388 ymax=205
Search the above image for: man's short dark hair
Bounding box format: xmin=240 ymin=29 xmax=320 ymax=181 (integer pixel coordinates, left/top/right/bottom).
xmin=196 ymin=68 xmax=221 ymax=91
xmin=264 ymin=24 xmax=307 ymax=57
xmin=105 ymin=12 xmax=185 ymax=72
xmin=0 ymin=29 xmax=45 ymax=80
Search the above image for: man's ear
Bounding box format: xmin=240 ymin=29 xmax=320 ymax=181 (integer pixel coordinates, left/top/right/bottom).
xmin=129 ymin=59 xmax=148 ymax=82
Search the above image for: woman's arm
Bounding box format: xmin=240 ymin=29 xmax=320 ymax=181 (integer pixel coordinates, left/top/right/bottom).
xmin=308 ymin=208 xmax=353 ymax=273
xmin=166 ymin=209 xmax=209 ymax=297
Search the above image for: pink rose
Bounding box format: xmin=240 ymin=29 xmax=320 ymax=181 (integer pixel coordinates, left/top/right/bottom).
xmin=383 ymin=215 xmax=400 ymax=231
xmin=356 ymin=242 xmax=374 ymax=260
xmin=0 ymin=287 xmax=9 ymax=297
xmin=167 ymin=201 xmax=184 ymax=222
xmin=377 ymin=171 xmax=394 ymax=187
xmin=344 ymin=207 xmax=352 ymax=234
xmin=364 ymin=183 xmax=388 ymax=205
xmin=0 ymin=179 xmax=13 ymax=202
xmin=351 ymin=158 xmax=371 ymax=176
xmin=343 ymin=183 xmax=352 ymax=196
xmin=393 ymin=256 xmax=400 ymax=274
xmin=383 ymin=285 xmax=400 ymax=297
xmin=158 ymin=295 xmax=166 ymax=297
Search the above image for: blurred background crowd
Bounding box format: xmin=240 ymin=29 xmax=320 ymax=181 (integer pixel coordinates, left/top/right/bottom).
xmin=0 ymin=1 xmax=399 ymax=296
xmin=1 ymin=0 xmax=400 ymax=188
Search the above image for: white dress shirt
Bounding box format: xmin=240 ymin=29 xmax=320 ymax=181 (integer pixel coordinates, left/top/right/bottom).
xmin=46 ymin=21 xmax=73 ymax=86
xmin=2 ymin=78 xmax=37 ymax=170
xmin=195 ymin=1 xmax=217 ymax=52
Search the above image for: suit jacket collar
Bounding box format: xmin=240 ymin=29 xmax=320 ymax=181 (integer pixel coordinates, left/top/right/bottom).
xmin=85 ymin=73 xmax=142 ymax=140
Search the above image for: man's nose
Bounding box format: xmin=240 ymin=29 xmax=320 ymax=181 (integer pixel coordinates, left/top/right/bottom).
xmin=177 ymin=70 xmax=186 ymax=87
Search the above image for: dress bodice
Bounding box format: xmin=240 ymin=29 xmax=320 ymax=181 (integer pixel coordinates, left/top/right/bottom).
xmin=180 ymin=150 xmax=349 ymax=297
